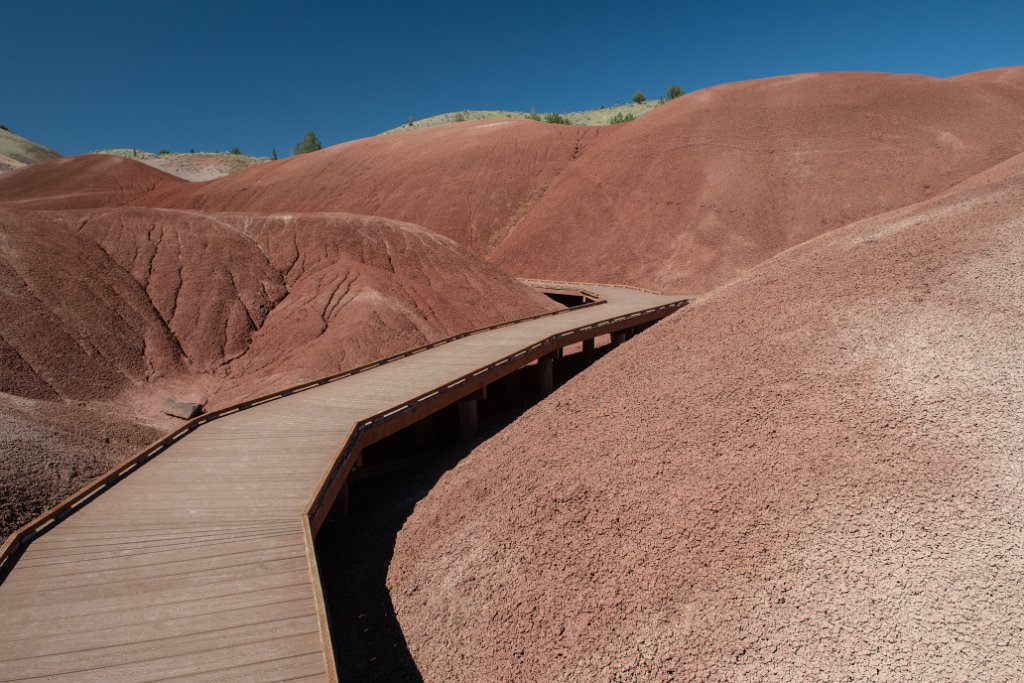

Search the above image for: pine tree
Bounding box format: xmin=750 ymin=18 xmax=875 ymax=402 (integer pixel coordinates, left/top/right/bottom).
xmin=271 ymin=147 xmax=278 ymax=160
xmin=293 ymin=130 xmax=322 ymax=155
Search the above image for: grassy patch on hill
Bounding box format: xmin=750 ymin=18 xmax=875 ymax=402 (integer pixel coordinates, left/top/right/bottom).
xmin=382 ymin=100 xmax=661 ymax=134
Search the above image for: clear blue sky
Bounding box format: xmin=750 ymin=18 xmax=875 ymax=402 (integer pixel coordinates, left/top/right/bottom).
xmin=2 ymin=0 xmax=1021 ymax=156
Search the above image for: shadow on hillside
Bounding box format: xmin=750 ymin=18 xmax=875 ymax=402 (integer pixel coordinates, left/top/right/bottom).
xmin=315 ymin=414 xmax=515 ymax=682
xmin=315 ymin=345 xmax=610 ymax=680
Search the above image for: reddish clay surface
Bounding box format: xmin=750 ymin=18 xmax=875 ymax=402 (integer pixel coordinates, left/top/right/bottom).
xmin=0 ymin=206 xmax=558 ymax=536
xmin=4 ymin=65 xmax=1024 ymax=679
xmin=388 ymin=158 xmax=1024 ymax=680
xmin=135 ymin=68 xmax=1024 ymax=293
xmin=492 ymin=69 xmax=1024 ymax=291
xmin=142 ymin=121 xmax=592 ymax=254
xmin=0 ymin=154 xmax=183 ymax=209
xmin=0 ymin=394 xmax=160 ymax=537
xmin=950 ymin=64 xmax=1024 ymax=87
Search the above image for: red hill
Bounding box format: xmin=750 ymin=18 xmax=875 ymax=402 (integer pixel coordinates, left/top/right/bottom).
xmin=389 ymin=154 xmax=1024 ymax=680
xmin=491 ymin=70 xmax=1024 ymax=291
xmin=136 ymin=70 xmax=1024 ymax=293
xmin=0 ymin=154 xmax=183 ymax=209
xmin=143 ymin=121 xmax=591 ymax=254
xmin=0 ymin=206 xmax=558 ymax=535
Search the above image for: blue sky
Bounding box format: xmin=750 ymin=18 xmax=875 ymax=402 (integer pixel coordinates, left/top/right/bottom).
xmin=2 ymin=0 xmax=1021 ymax=156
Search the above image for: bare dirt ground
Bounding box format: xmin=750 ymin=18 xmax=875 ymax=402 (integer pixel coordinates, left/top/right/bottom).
xmin=491 ymin=68 xmax=1024 ymax=292
xmin=4 ymin=65 xmax=1024 ymax=681
xmin=0 ymin=394 xmax=161 ymax=537
xmin=0 ymin=154 xmax=183 ymax=208
xmin=0 ymin=200 xmax=558 ymax=538
xmin=141 ymin=68 xmax=1024 ymax=294
xmin=140 ymin=120 xmax=591 ymax=255
xmin=141 ymin=153 xmax=268 ymax=181
xmin=388 ymin=151 xmax=1024 ymax=681
xmin=317 ymin=346 xmax=613 ymax=682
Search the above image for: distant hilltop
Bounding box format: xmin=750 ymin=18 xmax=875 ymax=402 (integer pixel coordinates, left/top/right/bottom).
xmin=382 ymin=99 xmax=662 ymax=134
xmin=92 ymin=148 xmax=269 ymax=181
xmin=0 ymin=125 xmax=60 ymax=172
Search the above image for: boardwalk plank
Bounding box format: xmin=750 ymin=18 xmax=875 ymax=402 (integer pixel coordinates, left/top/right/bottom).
xmin=0 ymin=284 xmax=688 ymax=682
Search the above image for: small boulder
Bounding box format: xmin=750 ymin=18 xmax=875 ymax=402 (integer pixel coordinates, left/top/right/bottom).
xmin=162 ymin=398 xmax=204 ymax=420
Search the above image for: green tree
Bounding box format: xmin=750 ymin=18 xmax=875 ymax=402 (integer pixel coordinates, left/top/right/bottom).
xmin=229 ymin=146 xmax=241 ymax=155
xmin=666 ymin=84 xmax=684 ymax=100
xmin=271 ymin=147 xmax=278 ymax=160
xmin=632 ymin=90 xmax=646 ymax=104
xmin=293 ymin=131 xmax=322 ymax=155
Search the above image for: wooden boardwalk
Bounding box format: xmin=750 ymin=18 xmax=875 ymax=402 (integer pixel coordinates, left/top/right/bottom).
xmin=0 ymin=283 xmax=688 ymax=682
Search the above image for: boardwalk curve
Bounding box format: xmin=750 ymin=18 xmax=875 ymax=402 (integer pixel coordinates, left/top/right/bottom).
xmin=0 ymin=283 xmax=689 ymax=682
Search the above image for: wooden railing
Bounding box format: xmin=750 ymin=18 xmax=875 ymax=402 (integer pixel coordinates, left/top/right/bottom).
xmin=0 ymin=283 xmax=690 ymax=683
xmin=0 ymin=285 xmax=605 ymax=572
xmin=297 ymin=295 xmax=687 ymax=681
xmin=520 ymin=278 xmax=699 ymax=299
xmin=301 ymin=298 xmax=688 ymax=534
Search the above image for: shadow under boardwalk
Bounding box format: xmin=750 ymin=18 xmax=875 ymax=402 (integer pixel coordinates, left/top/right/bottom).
xmin=315 ymin=347 xmax=609 ymax=680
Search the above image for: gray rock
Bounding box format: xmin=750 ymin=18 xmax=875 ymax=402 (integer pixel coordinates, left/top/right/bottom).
xmin=162 ymin=399 xmax=203 ymax=420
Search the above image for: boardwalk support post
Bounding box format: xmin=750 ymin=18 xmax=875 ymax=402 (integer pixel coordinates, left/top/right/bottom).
xmin=339 ymin=481 xmax=349 ymax=515
xmin=582 ymin=337 xmax=596 ymax=358
xmin=505 ymin=369 xmax=521 ymax=396
xmin=458 ymin=399 xmax=478 ymax=440
xmin=328 ymin=481 xmax=350 ymax=518
xmin=538 ymin=353 xmax=556 ymax=397
xmin=415 ymin=415 xmax=435 ymax=448
xmin=611 ymin=330 xmax=628 ymax=346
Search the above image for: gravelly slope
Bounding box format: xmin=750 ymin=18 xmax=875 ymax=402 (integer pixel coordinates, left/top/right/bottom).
xmin=0 ymin=206 xmax=558 ymax=537
xmin=389 ymin=155 xmax=1024 ymax=682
